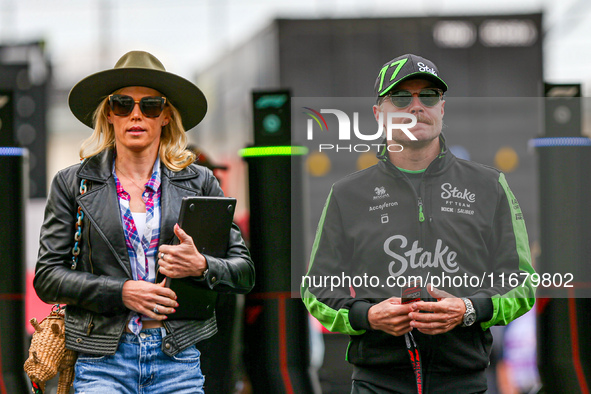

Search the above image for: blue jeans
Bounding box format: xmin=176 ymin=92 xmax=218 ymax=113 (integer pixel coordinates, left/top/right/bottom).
xmin=73 ymin=328 xmax=204 ymax=394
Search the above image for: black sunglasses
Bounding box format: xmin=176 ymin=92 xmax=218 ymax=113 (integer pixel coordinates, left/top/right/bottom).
xmin=108 ymin=94 xmax=167 ymax=118
xmin=386 ymin=88 xmax=443 ymax=108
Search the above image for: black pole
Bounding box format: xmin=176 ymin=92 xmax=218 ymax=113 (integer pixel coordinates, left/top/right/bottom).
xmin=0 ymin=147 xmax=30 ymax=394
xmin=536 ymin=84 xmax=591 ymax=392
xmin=244 ymin=154 xmax=316 ymax=394
xmin=242 ymin=90 xmax=318 ymax=393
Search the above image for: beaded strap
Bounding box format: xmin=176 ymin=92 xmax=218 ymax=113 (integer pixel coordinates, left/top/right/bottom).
xmin=71 ymin=179 xmax=87 ymax=270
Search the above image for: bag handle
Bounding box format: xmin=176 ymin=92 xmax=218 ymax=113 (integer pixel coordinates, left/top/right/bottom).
xmin=71 ymin=178 xmax=87 ymax=270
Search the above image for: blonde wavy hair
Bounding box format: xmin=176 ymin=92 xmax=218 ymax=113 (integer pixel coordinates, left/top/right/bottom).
xmin=79 ymin=89 xmax=195 ymax=171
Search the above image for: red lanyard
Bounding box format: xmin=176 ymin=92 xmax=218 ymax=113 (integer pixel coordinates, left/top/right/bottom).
xmin=404 ymin=331 xmax=423 ymax=394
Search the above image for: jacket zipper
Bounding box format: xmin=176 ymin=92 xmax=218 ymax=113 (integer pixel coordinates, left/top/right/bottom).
xmin=417 ymin=176 xmax=428 ymax=254
xmin=382 ymin=158 xmax=429 ymax=243
xmin=417 ymin=197 xmax=425 ymax=223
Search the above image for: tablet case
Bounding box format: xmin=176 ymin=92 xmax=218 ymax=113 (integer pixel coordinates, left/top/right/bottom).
xmin=157 ymin=196 xmax=237 ymax=320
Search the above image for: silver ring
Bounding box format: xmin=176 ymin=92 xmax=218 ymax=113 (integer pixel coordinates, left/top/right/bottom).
xmin=153 ymin=305 xmax=159 ymax=314
xmin=159 ymin=252 xmax=165 ymax=260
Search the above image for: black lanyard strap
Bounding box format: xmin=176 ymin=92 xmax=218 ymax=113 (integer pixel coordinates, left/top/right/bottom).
xmin=404 ymin=332 xmax=423 ymax=394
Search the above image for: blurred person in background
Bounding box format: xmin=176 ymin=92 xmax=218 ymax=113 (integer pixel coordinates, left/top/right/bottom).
xmin=302 ymin=54 xmax=536 ymax=393
xmin=496 ymin=308 xmax=541 ymax=394
xmin=496 ymin=242 xmax=542 ymax=394
xmin=34 ymin=50 xmax=254 ymax=393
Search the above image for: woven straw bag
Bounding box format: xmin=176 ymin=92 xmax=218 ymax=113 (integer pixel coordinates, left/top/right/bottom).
xmin=24 ymin=306 xmax=78 ymax=394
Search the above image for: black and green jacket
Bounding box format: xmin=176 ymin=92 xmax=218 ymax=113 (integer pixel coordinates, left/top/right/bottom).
xmin=302 ymin=137 xmax=535 ymax=388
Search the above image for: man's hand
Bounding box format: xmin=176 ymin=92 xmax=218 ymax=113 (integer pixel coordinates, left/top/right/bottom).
xmin=368 ymin=297 xmax=414 ymax=336
xmin=408 ymin=285 xmax=466 ymax=335
xmin=122 ymin=279 xmax=178 ymax=320
xmin=158 ymin=224 xmax=208 ymax=279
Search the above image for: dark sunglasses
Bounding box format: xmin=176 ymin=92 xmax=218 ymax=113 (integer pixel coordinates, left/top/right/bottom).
xmin=108 ymin=94 xmax=167 ymax=118
xmin=386 ymin=88 xmax=443 ymax=108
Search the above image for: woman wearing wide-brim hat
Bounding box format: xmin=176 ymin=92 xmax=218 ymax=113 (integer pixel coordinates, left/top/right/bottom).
xmin=34 ymin=51 xmax=255 ymax=393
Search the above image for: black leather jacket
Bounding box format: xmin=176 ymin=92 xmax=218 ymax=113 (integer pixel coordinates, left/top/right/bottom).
xmin=34 ymin=149 xmax=255 ymax=356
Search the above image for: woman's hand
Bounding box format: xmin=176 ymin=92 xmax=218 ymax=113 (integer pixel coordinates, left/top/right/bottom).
xmin=157 ymin=224 xmax=208 ymax=279
xmin=122 ymin=279 xmax=178 ymax=320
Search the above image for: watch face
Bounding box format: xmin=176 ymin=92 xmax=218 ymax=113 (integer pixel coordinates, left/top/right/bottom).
xmin=465 ymin=313 xmax=476 ymax=326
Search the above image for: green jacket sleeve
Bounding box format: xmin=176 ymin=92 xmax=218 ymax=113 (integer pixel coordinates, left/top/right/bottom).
xmin=480 ymin=173 xmax=536 ymax=330
xmin=301 ymin=187 xmax=366 ymax=335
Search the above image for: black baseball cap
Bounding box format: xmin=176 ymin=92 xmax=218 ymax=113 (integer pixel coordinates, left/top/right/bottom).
xmin=374 ymin=54 xmax=448 ymax=97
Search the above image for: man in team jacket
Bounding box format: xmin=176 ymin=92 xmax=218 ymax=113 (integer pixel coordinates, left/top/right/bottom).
xmin=302 ymin=54 xmax=536 ymax=394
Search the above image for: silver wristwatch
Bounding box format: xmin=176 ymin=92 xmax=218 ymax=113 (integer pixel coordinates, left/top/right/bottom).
xmin=460 ymin=298 xmax=476 ymax=327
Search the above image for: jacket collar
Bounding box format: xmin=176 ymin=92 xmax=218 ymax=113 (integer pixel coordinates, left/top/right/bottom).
xmin=376 ymin=133 xmax=456 ymax=176
xmin=77 ymin=148 xmax=201 ymax=182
